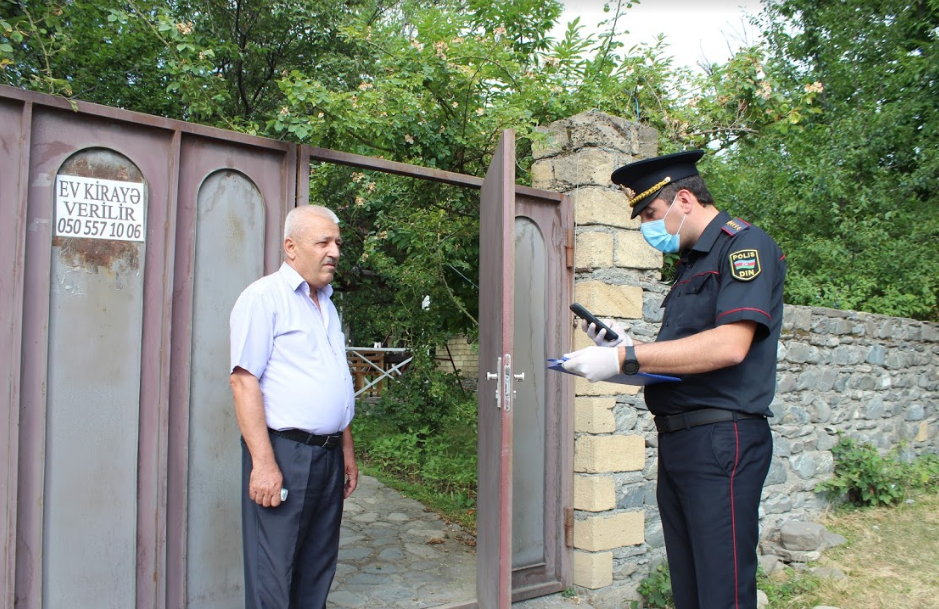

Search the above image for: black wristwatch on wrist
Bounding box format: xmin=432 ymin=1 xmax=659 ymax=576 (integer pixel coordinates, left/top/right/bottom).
xmin=621 ymin=344 xmax=640 ymax=375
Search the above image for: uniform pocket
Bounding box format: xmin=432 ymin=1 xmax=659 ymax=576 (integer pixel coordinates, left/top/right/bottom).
xmin=668 ymin=272 xmax=718 ymax=333
xmin=685 ymin=271 xmax=716 ymax=294
xmin=709 ymin=422 xmax=740 ymax=478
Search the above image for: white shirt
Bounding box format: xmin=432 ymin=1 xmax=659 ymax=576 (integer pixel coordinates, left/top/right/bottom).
xmin=230 ymin=263 xmax=354 ymax=434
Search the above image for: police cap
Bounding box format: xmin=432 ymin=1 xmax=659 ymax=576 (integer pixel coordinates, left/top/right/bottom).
xmin=611 ymin=150 xmax=705 ymax=219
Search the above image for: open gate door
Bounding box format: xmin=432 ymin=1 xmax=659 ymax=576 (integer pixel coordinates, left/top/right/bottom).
xmin=476 ymin=130 xmax=516 ymax=608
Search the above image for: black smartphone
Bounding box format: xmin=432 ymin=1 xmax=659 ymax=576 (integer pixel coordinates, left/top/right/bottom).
xmin=569 ymin=303 xmax=619 ymax=342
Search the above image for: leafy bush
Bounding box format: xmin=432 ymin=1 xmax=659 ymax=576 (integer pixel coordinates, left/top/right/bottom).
xmin=632 ymin=564 xmax=673 ymax=609
xmin=368 ymin=351 xmax=471 ymax=438
xmin=816 ymin=437 xmax=939 ymax=507
xmin=912 ymin=453 xmax=939 ymax=491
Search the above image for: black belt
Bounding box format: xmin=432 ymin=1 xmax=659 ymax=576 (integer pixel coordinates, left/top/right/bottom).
xmin=268 ymin=427 xmax=342 ymax=449
xmin=653 ymin=408 xmax=764 ymax=434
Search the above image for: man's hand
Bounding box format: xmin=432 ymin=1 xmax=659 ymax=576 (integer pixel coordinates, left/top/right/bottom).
xmin=248 ymin=461 xmax=284 ymax=508
xmin=342 ymin=426 xmax=358 ymax=499
xmin=343 ymin=459 xmax=358 ymax=499
xmin=562 ymin=346 xmax=621 ymax=382
xmin=582 ymin=319 xmax=631 ymax=348
xmin=232 ymin=367 xmax=284 ymax=507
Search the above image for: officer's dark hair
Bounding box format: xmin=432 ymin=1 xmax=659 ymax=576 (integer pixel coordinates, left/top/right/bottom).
xmin=657 ymin=175 xmax=714 ymax=206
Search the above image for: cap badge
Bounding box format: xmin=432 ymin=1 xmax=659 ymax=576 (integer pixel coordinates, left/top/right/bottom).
xmin=620 ymin=176 xmax=671 ymax=208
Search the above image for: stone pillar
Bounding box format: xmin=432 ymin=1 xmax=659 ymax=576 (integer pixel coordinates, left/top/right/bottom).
xmin=531 ymin=110 xmax=665 ymax=603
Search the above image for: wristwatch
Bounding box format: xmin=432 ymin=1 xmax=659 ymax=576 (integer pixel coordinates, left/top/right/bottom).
xmin=621 ymin=345 xmax=640 ymax=375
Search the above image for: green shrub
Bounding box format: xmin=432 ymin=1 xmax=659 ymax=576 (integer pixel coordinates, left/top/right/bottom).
xmin=909 ymin=453 xmax=939 ymax=491
xmin=816 ymin=437 xmax=939 ymax=507
xmin=633 ymin=563 xmax=673 ymax=609
xmin=368 ymin=351 xmax=470 ymax=438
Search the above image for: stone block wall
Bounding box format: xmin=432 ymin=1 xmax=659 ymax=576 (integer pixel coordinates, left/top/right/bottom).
xmin=763 ymin=306 xmax=939 ymax=534
xmin=532 ymin=110 xmax=939 ymax=607
xmin=435 ymin=335 xmax=479 ymax=378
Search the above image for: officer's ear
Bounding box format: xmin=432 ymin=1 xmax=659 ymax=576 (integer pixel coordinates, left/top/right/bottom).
xmin=675 ymin=189 xmax=697 ymax=214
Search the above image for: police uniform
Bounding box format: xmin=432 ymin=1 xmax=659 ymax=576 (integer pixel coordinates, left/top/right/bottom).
xmin=612 ymin=151 xmax=787 ymax=609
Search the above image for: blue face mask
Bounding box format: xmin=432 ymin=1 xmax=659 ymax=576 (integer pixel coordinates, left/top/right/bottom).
xmin=640 ymin=195 xmax=686 ymax=254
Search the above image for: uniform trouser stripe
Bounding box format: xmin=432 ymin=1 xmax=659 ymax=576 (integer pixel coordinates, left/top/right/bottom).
xmin=657 ymin=417 xmax=772 ymax=609
xmin=730 ymin=422 xmax=741 ymax=609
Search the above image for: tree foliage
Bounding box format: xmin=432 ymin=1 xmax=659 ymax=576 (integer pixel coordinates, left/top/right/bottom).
xmin=707 ymin=0 xmax=939 ymax=320
xmin=2 ymin=0 xmax=937 ymax=336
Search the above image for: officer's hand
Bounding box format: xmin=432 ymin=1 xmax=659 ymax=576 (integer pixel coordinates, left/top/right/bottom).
xmin=562 ymin=346 xmax=621 ymax=382
xmin=581 ymin=319 xmax=629 ymax=347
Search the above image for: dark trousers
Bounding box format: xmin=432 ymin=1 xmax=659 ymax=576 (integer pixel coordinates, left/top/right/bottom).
xmin=657 ymin=416 xmax=772 ymax=609
xmin=241 ymin=432 xmax=345 ymax=609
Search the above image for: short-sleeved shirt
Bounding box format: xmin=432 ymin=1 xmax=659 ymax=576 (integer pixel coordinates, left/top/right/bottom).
xmin=230 ymin=263 xmax=354 ymax=434
xmin=644 ymin=210 xmax=787 ymax=417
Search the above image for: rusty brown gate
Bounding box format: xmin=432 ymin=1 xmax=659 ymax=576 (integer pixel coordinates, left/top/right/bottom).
xmin=0 ymin=85 xmax=573 ymax=609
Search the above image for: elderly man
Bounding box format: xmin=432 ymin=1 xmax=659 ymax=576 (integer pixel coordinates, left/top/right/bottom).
xmin=563 ymin=151 xmax=786 ymax=609
xmin=230 ymin=204 xmax=357 ymax=609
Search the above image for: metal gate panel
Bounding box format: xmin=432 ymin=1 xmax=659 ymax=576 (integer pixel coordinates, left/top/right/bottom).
xmin=0 ymin=96 xmax=31 ymax=609
xmin=477 ymin=130 xmax=516 ymax=609
xmin=16 ymin=107 xmax=180 ymax=609
xmin=509 ymin=193 xmax=573 ymax=600
xmin=166 ymin=133 xmax=292 ymax=609
xmin=185 ymin=170 xmax=266 ymax=609
xmin=512 ymin=216 xmax=547 ymax=568
xmin=43 ymin=150 xmax=148 ymax=608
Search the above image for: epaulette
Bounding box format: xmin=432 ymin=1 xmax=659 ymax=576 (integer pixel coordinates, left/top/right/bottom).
xmin=721 ymin=217 xmax=751 ymax=237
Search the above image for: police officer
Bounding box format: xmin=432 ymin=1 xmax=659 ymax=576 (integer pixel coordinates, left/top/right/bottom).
xmin=562 ymin=150 xmax=786 ymax=609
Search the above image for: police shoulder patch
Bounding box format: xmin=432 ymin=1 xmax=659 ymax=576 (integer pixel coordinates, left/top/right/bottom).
xmin=721 ymin=218 xmax=750 ymax=237
xmin=729 ymin=249 xmax=761 ymax=281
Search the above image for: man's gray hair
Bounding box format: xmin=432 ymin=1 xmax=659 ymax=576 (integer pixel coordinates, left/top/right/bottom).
xmin=284 ymin=205 xmax=340 ymax=239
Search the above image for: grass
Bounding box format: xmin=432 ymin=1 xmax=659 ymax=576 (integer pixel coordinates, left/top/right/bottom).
xmin=764 ymin=490 xmax=939 ymax=608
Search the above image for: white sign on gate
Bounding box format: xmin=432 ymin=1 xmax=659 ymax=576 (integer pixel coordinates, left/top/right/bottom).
xmin=54 ymin=174 xmax=146 ymax=242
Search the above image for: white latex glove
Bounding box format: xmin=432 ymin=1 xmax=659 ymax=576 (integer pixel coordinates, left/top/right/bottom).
xmin=581 ymin=319 xmax=631 ymax=348
xmin=561 ymin=346 xmax=621 ymax=382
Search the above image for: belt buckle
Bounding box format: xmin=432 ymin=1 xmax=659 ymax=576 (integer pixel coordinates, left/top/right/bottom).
xmin=323 ymin=434 xmax=339 ymax=449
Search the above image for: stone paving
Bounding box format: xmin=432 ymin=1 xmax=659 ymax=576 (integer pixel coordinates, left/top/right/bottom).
xmin=328 ymin=475 xmax=593 ymax=608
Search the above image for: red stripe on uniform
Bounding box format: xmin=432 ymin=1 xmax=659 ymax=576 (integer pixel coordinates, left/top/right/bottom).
xmin=672 ymin=270 xmax=720 ymax=288
xmin=717 ymin=307 xmax=771 ymax=322
xmin=731 ymin=421 xmax=741 ymax=609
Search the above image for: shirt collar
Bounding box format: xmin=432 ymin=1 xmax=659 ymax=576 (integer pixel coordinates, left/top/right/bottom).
xmin=689 ymin=209 xmax=733 ymax=255
xmin=279 ymin=262 xmax=334 ymax=299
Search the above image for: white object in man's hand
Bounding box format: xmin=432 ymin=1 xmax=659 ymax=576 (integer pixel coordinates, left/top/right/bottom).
xmin=561 ymin=346 xmax=621 ymax=382
xmin=582 ymin=319 xmax=631 ymax=347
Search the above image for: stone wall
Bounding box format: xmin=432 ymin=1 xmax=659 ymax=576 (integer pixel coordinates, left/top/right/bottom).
xmin=434 ymin=335 xmax=479 ymax=378
xmin=531 ymin=110 xmax=939 ymax=607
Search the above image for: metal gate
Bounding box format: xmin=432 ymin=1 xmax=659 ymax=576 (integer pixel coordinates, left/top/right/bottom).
xmin=0 ymin=84 xmax=573 ymax=609
xmin=1 ymin=86 xmax=295 ymax=609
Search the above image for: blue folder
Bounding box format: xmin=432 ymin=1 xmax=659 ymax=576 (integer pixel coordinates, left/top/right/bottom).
xmin=547 ymin=358 xmax=680 ymax=386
